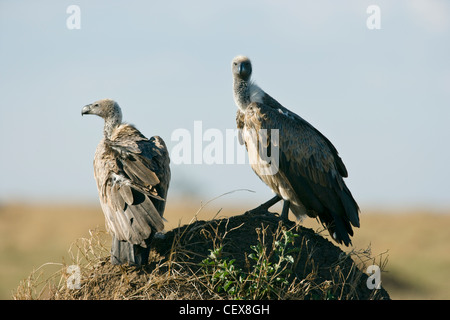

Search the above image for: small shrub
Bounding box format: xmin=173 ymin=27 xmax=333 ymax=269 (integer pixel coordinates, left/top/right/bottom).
xmin=200 ymin=227 xmax=300 ymax=299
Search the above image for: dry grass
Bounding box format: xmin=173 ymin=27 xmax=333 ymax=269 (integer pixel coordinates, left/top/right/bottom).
xmin=13 ymin=211 xmax=389 ymax=300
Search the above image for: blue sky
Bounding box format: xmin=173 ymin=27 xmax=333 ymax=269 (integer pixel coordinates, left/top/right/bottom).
xmin=0 ymin=0 xmax=449 ymax=209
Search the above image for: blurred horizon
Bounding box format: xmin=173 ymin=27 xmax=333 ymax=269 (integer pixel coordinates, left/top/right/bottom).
xmin=1 ymin=1 xmax=449 ymax=210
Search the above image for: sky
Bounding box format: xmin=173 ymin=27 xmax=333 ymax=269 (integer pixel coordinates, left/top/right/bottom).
xmin=0 ymin=0 xmax=449 ymax=210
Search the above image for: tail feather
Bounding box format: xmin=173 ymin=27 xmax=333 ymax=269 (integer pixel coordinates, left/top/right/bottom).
xmin=328 ymin=210 xmax=353 ymax=246
xmin=110 ymin=235 xmax=153 ymax=266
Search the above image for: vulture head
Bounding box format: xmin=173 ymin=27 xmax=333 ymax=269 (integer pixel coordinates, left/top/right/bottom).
xmin=82 ymin=99 xmax=123 ymax=138
xmin=82 ymin=99 xmax=122 ymax=121
xmin=232 ymin=55 xmax=252 ymax=81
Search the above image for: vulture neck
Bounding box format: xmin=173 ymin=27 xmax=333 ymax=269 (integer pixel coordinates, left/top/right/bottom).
xmin=103 ymin=117 xmax=121 ymax=139
xmin=233 ymin=78 xmax=264 ymax=111
xmin=233 ymin=78 xmax=251 ymax=111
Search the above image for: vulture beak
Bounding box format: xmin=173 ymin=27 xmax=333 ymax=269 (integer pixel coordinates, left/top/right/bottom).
xmin=239 ymin=61 xmax=252 ymax=80
xmin=81 ymin=104 xmax=92 ymax=116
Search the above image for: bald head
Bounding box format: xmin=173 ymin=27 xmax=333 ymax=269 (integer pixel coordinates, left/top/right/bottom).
xmin=82 ymin=99 xmax=122 ymax=122
xmin=82 ymin=99 xmax=123 ymax=138
xmin=232 ymin=55 xmax=252 ymax=81
xmin=232 ymin=55 xmax=265 ymax=111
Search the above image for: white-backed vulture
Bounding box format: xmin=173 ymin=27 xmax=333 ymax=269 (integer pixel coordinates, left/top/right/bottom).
xmin=82 ymin=99 xmax=170 ymax=265
xmin=232 ymin=56 xmax=360 ymax=246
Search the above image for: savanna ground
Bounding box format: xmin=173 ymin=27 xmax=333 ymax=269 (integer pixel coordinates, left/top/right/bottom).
xmin=1 ymin=198 xmax=449 ymax=299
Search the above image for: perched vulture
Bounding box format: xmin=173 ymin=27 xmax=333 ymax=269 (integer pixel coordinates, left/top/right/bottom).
xmin=82 ymin=99 xmax=170 ymax=265
xmin=232 ymin=56 xmax=360 ymax=246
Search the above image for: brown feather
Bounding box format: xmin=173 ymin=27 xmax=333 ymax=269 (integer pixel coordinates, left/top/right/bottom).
xmin=240 ymin=102 xmax=359 ymax=245
xmin=93 ymin=123 xmax=170 ymax=247
xmin=119 ymin=185 xmax=134 ymax=205
xmin=121 ymin=155 xmax=160 ymax=186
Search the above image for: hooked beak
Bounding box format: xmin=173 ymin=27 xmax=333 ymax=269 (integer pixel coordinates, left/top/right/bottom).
xmin=81 ymin=104 xmax=92 ymax=116
xmin=238 ymin=62 xmax=252 ymax=80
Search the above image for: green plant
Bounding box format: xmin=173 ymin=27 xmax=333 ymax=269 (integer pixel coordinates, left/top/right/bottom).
xmin=200 ymin=226 xmax=300 ymax=299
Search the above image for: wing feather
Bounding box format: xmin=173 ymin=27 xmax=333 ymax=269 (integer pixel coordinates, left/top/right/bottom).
xmin=121 ymin=155 xmax=160 ymax=186
xmin=119 ymin=185 xmax=133 ymax=205
xmin=242 ymin=102 xmax=359 ymax=245
xmin=236 ymin=110 xmax=245 ymax=145
xmin=95 ymin=124 xmax=170 ymax=246
xmin=261 ymin=93 xmax=348 ymax=177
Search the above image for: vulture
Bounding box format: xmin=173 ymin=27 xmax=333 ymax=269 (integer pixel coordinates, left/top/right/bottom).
xmin=232 ymin=56 xmax=360 ymax=246
xmin=82 ymin=99 xmax=170 ymax=265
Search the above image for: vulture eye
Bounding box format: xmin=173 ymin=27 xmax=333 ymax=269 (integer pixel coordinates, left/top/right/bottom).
xmin=94 ymin=103 xmax=99 ymax=107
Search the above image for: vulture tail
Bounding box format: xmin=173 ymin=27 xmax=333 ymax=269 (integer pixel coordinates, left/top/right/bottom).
xmin=110 ymin=235 xmax=154 ymax=266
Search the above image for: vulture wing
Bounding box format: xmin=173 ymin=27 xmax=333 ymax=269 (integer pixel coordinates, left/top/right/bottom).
xmin=261 ymin=93 xmax=348 ymax=178
xmin=242 ymin=102 xmax=359 ymax=245
xmin=96 ymin=125 xmax=170 ymax=247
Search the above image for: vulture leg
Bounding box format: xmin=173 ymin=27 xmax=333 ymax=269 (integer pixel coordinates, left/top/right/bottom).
xmin=281 ymin=200 xmax=290 ymax=222
xmin=245 ymin=195 xmax=282 ymax=215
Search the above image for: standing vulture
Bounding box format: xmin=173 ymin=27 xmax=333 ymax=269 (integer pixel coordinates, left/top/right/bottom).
xmin=232 ymin=56 xmax=360 ymax=246
xmin=82 ymin=99 xmax=170 ymax=265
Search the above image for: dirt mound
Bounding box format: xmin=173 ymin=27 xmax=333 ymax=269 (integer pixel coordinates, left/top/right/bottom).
xmin=151 ymin=211 xmax=390 ymax=300
xmin=15 ymin=210 xmax=390 ymax=300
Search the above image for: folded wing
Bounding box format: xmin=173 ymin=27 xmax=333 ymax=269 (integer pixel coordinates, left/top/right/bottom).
xmin=96 ymin=125 xmax=170 ymax=247
xmin=242 ymin=102 xmax=359 ymax=245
